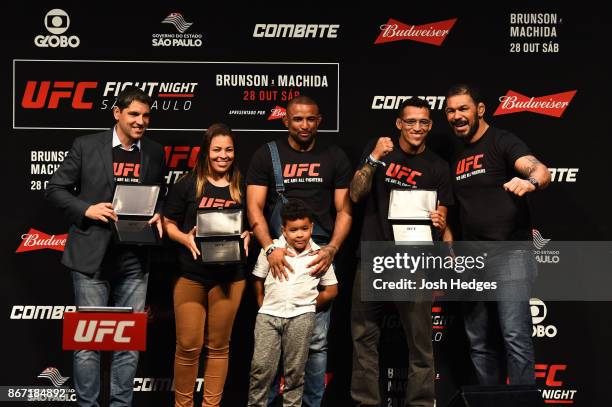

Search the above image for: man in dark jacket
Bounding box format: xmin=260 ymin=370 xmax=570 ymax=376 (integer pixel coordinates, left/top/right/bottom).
xmin=46 ymin=86 xmax=166 ymax=407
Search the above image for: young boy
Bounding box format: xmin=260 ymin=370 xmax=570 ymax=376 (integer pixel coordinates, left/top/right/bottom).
xmin=248 ymin=199 xmax=338 ymax=407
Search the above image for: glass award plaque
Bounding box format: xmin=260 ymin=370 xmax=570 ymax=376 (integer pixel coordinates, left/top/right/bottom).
xmin=111 ymin=183 xmax=161 ymax=245
xmin=199 ymin=240 xmax=243 ymax=264
xmin=196 ymin=208 xmax=244 ymax=264
xmin=196 ymin=209 xmax=243 ymax=237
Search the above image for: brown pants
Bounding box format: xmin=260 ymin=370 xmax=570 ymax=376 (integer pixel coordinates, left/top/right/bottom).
xmin=173 ymin=277 xmax=245 ymax=407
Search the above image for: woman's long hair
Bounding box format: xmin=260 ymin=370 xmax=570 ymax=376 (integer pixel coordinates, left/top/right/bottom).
xmin=192 ymin=123 xmax=242 ymax=203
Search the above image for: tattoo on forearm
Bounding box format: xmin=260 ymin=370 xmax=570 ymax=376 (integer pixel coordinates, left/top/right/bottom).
xmin=350 ymin=164 xmax=375 ymax=202
xmin=519 ymin=156 xmax=542 ymax=177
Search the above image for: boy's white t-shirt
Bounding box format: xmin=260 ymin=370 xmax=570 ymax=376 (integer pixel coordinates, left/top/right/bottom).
xmin=252 ymin=235 xmax=337 ymax=318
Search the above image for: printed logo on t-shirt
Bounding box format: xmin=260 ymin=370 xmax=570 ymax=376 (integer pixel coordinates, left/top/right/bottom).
xmin=283 ymin=163 xmax=323 ymax=183
xmin=199 ymin=196 xmax=236 ymax=208
xmin=384 ymin=162 xmax=423 ymax=187
xmin=455 ymin=154 xmax=485 ymax=180
xmin=113 ymin=162 xmax=140 ymax=183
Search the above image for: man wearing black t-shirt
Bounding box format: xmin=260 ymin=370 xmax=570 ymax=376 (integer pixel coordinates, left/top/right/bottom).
xmin=444 ymin=84 xmax=551 ymax=386
xmin=46 ymin=87 xmax=166 ymax=407
xmin=349 ymin=97 xmax=452 ymax=407
xmin=246 ymin=95 xmax=352 ymax=406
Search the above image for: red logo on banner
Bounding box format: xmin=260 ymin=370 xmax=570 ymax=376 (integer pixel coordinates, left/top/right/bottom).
xmin=16 ymin=228 xmax=67 ymax=253
xmin=534 ymin=363 xmax=577 ymax=404
xmin=63 ymin=312 xmax=147 ymax=351
xmin=164 ymin=146 xmax=200 ymax=169
xmin=268 ymin=106 xmax=286 ymax=120
xmin=493 ymin=90 xmax=577 ymax=118
xmin=21 ymin=81 xmax=98 ymax=109
xmin=375 ymin=18 xmax=457 ymax=46
xmin=535 ymin=364 xmax=566 ymax=387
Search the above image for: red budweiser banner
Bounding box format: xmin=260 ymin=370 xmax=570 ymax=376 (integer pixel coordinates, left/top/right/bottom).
xmin=493 ymin=90 xmax=577 ymax=117
xmin=375 ymin=18 xmax=457 ymax=46
xmin=268 ymin=105 xmax=286 ymax=120
xmin=63 ymin=312 xmax=147 ymax=351
xmin=16 ymin=228 xmax=67 ymax=253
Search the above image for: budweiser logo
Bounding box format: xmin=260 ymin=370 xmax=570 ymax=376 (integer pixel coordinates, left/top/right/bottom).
xmin=493 ymin=90 xmax=577 ymax=117
xmin=268 ymin=106 xmax=286 ymax=120
xmin=375 ymin=18 xmax=457 ymax=45
xmin=16 ymin=228 xmax=67 ymax=253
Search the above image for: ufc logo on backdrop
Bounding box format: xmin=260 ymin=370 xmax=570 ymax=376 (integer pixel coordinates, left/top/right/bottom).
xmin=283 ymin=163 xmax=320 ymax=177
xmin=535 ymin=364 xmax=566 ymax=387
xmin=63 ymin=312 xmax=147 ymax=350
xmin=164 ymin=146 xmax=200 ymax=169
xmin=456 ymin=154 xmax=484 ymax=175
xmin=21 ymin=80 xmax=97 ymax=109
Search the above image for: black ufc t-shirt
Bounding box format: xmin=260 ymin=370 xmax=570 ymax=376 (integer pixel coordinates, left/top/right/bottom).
xmin=163 ymin=173 xmax=246 ymax=285
xmin=246 ymin=137 xmax=352 ymax=235
xmin=113 ymin=146 xmax=140 ymax=184
xmin=451 ymin=126 xmax=532 ymax=241
xmin=359 ymin=138 xmax=454 ymax=242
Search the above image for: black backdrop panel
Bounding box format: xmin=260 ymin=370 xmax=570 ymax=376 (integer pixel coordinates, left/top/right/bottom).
xmin=2 ymin=2 xmax=610 ymax=406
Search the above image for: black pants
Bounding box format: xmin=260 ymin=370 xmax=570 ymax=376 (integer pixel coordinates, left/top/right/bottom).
xmin=350 ymin=266 xmax=434 ymax=407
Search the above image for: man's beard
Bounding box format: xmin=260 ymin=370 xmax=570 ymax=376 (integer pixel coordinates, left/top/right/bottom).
xmin=456 ymin=119 xmax=479 ymax=143
xmin=290 ymin=132 xmax=315 ymax=149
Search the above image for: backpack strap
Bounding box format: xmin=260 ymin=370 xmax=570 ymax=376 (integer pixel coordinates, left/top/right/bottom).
xmin=267 ymin=141 xmax=288 ymax=203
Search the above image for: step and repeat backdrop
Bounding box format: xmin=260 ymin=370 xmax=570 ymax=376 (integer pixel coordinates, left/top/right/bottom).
xmin=3 ymin=2 xmax=611 ymax=406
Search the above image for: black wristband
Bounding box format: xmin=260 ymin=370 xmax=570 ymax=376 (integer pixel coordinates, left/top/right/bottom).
xmin=528 ymin=177 xmax=539 ymax=190
xmin=365 ymin=154 xmax=386 ymax=168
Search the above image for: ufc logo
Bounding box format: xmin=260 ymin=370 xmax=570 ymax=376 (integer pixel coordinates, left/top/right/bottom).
xmin=535 ymin=364 xmax=566 ymax=387
xmin=199 ymin=197 xmax=236 ymax=208
xmin=456 ymin=154 xmax=483 ymax=175
xmin=21 ymin=81 xmax=97 ymax=109
xmin=114 ymin=163 xmax=140 ymax=177
xmin=386 ymin=163 xmax=422 ymax=185
xmin=283 ymin=163 xmax=320 ymax=177
xmin=164 ymin=146 xmax=200 ymax=169
xmin=63 ymin=312 xmax=147 ymax=350
xmin=74 ymin=320 xmax=134 ymax=343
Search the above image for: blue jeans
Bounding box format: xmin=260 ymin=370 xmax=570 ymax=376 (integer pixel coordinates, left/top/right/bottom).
xmin=71 ymin=248 xmax=148 ymax=407
xmin=268 ymin=303 xmax=331 ymax=407
xmin=302 ymin=306 xmax=330 ymax=406
xmin=463 ymin=250 xmax=536 ymax=385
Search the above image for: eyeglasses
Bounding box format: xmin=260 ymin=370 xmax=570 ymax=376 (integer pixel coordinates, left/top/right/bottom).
xmin=400 ymin=118 xmax=432 ymax=128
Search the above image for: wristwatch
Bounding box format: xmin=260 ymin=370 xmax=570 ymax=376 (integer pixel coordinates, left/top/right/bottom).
xmin=365 ymin=154 xmax=386 ymax=168
xmin=264 ymin=244 xmax=277 ymax=257
xmin=528 ymin=177 xmax=539 ymax=190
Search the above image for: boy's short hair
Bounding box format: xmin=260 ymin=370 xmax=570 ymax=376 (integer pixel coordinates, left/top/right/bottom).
xmin=281 ymin=199 xmax=313 ymax=225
